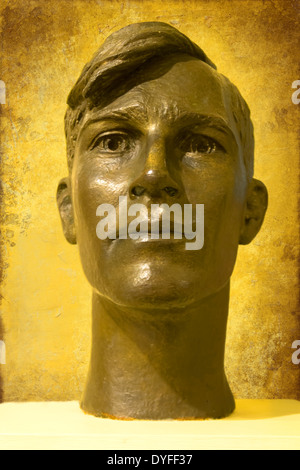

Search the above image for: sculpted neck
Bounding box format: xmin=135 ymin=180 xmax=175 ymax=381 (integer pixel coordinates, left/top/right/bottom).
xmin=81 ymin=283 xmax=235 ymax=419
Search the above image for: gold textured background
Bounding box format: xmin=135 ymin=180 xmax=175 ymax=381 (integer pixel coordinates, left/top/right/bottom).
xmin=0 ymin=0 xmax=299 ymax=402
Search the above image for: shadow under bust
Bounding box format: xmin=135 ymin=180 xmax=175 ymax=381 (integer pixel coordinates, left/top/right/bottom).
xmin=57 ymin=22 xmax=268 ymax=419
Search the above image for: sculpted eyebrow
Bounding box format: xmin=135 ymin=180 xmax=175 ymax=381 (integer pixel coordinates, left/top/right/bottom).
xmin=79 ymin=107 xmax=236 ymax=145
xmin=175 ymin=112 xmax=234 ymax=136
xmin=80 ymin=105 xmax=148 ymax=132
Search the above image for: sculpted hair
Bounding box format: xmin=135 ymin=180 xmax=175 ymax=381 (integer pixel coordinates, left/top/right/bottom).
xmin=65 ymin=22 xmax=254 ymax=180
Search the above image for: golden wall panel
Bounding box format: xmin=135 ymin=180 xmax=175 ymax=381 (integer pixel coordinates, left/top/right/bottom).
xmin=0 ymin=0 xmax=299 ymax=402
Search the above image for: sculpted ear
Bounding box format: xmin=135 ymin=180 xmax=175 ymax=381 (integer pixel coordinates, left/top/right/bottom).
xmin=239 ymin=178 xmax=268 ymax=245
xmin=56 ymin=177 xmax=77 ymax=244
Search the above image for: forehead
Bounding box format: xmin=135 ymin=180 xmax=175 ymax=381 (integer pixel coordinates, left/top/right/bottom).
xmin=80 ymin=58 xmax=234 ymax=132
xmin=138 ymin=59 xmax=227 ymax=118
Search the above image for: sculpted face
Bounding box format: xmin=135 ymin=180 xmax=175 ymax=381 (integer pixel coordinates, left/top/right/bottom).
xmin=67 ymin=56 xmax=252 ymax=310
xmin=57 ymin=24 xmax=268 ymax=420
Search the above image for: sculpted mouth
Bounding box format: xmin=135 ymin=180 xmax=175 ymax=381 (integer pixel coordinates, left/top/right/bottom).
xmin=115 ymin=221 xmax=190 ymax=240
xmin=96 ymin=198 xmax=204 ymax=250
xmin=128 ymin=231 xmax=185 ymax=242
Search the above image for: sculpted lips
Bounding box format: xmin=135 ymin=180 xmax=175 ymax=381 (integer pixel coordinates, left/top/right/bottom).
xmin=96 ymin=197 xmax=204 ymax=250
xmin=116 ymin=219 xmax=185 ymax=239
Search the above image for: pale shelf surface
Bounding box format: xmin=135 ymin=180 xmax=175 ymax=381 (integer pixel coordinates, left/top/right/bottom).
xmin=0 ymin=399 xmax=299 ymax=450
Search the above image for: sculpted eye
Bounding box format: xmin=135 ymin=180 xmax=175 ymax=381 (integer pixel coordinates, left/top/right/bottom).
xmin=91 ymin=132 xmax=132 ymax=153
xmin=180 ymin=134 xmax=224 ymax=156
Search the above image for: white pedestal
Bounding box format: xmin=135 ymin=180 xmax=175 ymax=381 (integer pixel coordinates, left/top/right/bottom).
xmin=0 ymin=399 xmax=299 ymax=450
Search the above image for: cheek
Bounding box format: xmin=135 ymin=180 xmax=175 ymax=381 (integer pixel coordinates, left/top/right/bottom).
xmin=72 ymin=158 xmax=128 ymax=232
xmin=182 ymin=163 xmax=245 ymax=255
xmin=71 ymin=159 xmax=131 ymax=292
xmin=181 ymin=161 xmax=240 ymax=207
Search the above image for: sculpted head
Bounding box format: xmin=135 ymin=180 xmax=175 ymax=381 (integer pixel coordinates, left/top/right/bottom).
xmin=57 ymin=22 xmax=268 ymax=311
xmin=56 ymin=22 xmax=269 ymax=419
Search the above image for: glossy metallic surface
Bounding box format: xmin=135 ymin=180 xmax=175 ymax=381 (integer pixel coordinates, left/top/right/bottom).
xmin=57 ymin=22 xmax=268 ymax=419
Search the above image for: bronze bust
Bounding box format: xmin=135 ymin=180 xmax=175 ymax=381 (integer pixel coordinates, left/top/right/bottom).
xmin=57 ymin=22 xmax=268 ymax=419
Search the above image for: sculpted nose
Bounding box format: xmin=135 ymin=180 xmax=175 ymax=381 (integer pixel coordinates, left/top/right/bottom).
xmin=129 ymin=138 xmax=181 ymax=200
xmin=130 ymin=172 xmax=180 ymax=198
